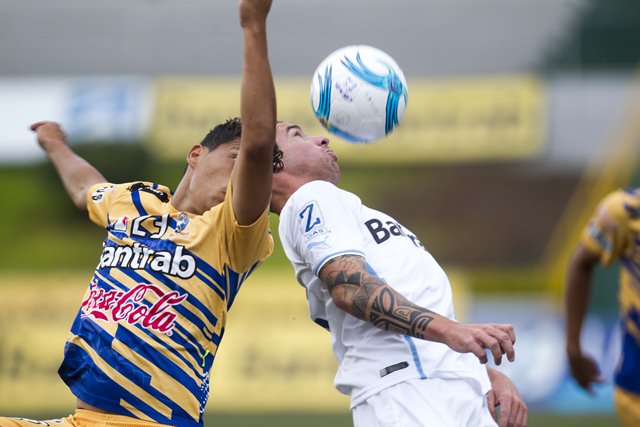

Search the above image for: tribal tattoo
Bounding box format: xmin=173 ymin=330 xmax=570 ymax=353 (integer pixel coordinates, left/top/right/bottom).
xmin=320 ymin=255 xmax=435 ymax=339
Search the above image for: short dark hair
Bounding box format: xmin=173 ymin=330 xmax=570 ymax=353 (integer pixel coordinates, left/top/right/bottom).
xmin=201 ymin=117 xmax=283 ymax=173
xmin=201 ymin=117 xmax=243 ymax=151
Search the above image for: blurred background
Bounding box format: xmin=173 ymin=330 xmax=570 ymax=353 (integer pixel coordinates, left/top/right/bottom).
xmin=1 ymin=0 xmax=639 ymax=425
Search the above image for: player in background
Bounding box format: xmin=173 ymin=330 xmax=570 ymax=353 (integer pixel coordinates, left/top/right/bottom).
xmin=0 ymin=1 xmax=277 ymax=426
xmin=270 ymin=122 xmax=527 ymax=427
xmin=565 ymin=189 xmax=640 ymax=427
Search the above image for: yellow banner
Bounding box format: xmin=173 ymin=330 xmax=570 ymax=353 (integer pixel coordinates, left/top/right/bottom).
xmin=0 ymin=273 xmax=79 ymax=413
xmin=0 ymin=271 xmax=348 ymax=414
xmin=0 ymin=269 xmax=471 ymax=414
xmin=149 ymin=75 xmax=545 ymax=163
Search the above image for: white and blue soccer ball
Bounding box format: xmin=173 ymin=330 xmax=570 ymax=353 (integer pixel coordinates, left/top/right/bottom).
xmin=310 ymin=45 xmax=408 ymax=144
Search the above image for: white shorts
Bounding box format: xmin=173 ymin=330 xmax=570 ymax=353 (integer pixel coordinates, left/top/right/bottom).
xmin=351 ymin=377 xmax=497 ymax=427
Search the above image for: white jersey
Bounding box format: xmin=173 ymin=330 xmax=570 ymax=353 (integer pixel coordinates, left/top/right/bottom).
xmin=279 ymin=180 xmax=491 ymax=408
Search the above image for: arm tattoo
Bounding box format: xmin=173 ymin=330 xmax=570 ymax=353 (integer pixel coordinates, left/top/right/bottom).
xmin=321 ymin=255 xmax=435 ymax=340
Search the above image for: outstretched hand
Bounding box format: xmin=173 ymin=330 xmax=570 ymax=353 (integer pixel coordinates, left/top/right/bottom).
xmin=239 ymin=0 xmax=272 ymax=29
xmin=568 ymin=352 xmax=605 ymax=395
xmin=30 ymin=121 xmax=67 ymax=153
xmin=445 ymin=322 xmax=516 ymax=365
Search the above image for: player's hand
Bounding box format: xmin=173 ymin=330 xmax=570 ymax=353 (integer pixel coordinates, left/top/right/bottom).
xmin=239 ymin=0 xmax=272 ymax=29
xmin=30 ymin=121 xmax=67 ymax=152
xmin=445 ymin=323 xmax=516 ymax=365
xmin=567 ymin=351 xmax=604 ymax=395
xmin=487 ymin=370 xmax=528 ymax=427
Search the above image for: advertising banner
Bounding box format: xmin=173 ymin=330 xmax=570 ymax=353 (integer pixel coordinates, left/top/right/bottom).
xmin=149 ymin=76 xmax=545 ymax=163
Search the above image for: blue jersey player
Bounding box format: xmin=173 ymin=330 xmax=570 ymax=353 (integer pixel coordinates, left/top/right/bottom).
xmin=1 ymin=1 xmax=278 ymax=426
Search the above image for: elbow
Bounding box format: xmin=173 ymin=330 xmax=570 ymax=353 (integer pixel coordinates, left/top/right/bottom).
xmin=329 ymin=285 xmax=358 ymax=317
xmin=73 ymin=197 xmax=87 ymax=211
xmin=331 ymin=294 xmax=349 ymax=313
xmin=72 ymin=189 xmax=89 ymax=211
xmin=569 ymin=248 xmax=597 ymax=276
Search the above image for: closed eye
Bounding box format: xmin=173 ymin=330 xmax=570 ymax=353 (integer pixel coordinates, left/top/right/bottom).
xmin=288 ymin=125 xmax=304 ymax=138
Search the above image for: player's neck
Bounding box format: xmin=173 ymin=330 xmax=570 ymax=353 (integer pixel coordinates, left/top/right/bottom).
xmin=272 ymin=175 xmax=319 ymax=215
xmin=171 ymin=175 xmax=200 ymax=215
xmin=270 ymin=189 xmax=288 ymax=215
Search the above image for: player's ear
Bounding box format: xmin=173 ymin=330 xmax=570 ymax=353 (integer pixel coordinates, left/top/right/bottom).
xmin=186 ymin=145 xmax=204 ymax=168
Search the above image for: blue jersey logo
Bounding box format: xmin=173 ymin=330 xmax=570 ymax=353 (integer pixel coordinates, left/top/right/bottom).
xmin=298 ymin=201 xmax=330 ymax=244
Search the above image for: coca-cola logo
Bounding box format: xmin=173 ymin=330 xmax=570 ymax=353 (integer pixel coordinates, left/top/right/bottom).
xmin=81 ymin=279 xmax=187 ymax=335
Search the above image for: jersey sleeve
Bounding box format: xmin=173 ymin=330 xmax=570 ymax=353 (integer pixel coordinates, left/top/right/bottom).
xmin=580 ymin=189 xmax=635 ymax=266
xmin=86 ymin=182 xmax=120 ymax=228
xmin=216 ymin=180 xmax=274 ymax=272
xmin=281 ymin=181 xmax=366 ymax=275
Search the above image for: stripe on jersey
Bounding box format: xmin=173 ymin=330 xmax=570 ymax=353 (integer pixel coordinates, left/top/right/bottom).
xmin=615 ymin=313 xmax=640 ymax=394
xmin=313 ymin=249 xmax=366 ymax=276
xmin=66 ymin=335 xmax=172 ymax=417
xmin=74 ymin=327 xmax=201 ymax=423
xmin=118 ymin=313 xmax=202 ymax=378
xmin=194 ymin=270 xmax=226 ymax=302
xmin=130 ymin=190 xmax=148 ymax=216
xmin=63 ymin=342 xmax=201 ymax=426
xmin=115 ymin=326 xmax=202 ymax=396
xmin=225 ymin=261 xmax=260 ymax=310
xmin=403 ymin=336 xmax=428 ymax=380
xmin=196 ymin=261 xmax=228 ymax=301
xmin=621 ymin=257 xmax=640 ymax=291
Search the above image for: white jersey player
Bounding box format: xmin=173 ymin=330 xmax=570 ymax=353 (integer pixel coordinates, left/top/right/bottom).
xmin=270 ymin=122 xmax=527 ymax=427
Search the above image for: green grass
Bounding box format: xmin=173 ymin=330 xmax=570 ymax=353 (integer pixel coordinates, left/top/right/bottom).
xmin=199 ymin=412 xmax=623 ymax=427
xmin=182 ymin=412 xmax=631 ymax=427
xmin=208 ymin=412 xmax=622 ymax=427
xmin=8 ymin=410 xmax=622 ymax=427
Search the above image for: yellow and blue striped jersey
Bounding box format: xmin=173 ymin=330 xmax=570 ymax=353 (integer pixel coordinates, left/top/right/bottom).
xmin=58 ymin=181 xmax=273 ymax=427
xmin=581 ymin=188 xmax=640 ymax=395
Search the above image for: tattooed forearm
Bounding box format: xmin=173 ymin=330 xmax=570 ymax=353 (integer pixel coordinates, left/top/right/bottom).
xmin=320 ymin=255 xmax=436 ymax=340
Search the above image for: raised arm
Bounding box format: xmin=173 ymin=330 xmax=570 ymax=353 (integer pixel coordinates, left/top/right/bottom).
xmin=231 ymin=0 xmax=277 ymax=225
xmin=565 ymin=242 xmax=604 ymax=394
xmin=319 ymin=254 xmax=516 ymax=365
xmin=30 ymin=121 xmax=106 ymax=210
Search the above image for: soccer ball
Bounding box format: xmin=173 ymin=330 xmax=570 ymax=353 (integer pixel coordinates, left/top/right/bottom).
xmin=310 ymin=45 xmax=408 ymax=144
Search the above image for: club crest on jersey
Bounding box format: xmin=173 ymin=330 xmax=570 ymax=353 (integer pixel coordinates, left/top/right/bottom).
xmin=169 ymin=212 xmax=191 ymax=239
xmin=91 ymin=184 xmax=115 ymax=203
xmin=176 ymin=212 xmax=190 ymax=231
xmin=107 ymin=215 xmax=129 ymax=232
xmin=81 ymin=279 xmax=187 ymax=335
xmin=297 ymin=201 xmax=330 ymax=242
